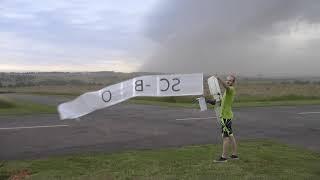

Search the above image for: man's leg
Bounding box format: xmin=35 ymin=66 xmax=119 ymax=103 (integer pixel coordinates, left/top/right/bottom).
xmin=229 ymin=134 xmax=237 ymax=156
xmin=214 ymin=119 xmax=229 ymax=162
xmin=214 ymin=135 xmax=229 ymax=163
xmin=222 ymin=136 xmax=230 ymax=158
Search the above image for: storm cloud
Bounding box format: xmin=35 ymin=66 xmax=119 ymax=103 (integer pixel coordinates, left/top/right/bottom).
xmin=141 ymin=0 xmax=320 ymax=76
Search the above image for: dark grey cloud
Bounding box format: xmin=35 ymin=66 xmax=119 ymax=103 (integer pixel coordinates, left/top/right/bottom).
xmin=141 ymin=0 xmax=320 ymax=76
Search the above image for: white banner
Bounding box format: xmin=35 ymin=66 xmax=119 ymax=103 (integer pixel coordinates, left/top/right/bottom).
xmin=58 ymin=73 xmax=203 ymax=119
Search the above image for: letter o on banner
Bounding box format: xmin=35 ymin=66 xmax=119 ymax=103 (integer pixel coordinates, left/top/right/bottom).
xmin=102 ymin=90 xmax=112 ymax=103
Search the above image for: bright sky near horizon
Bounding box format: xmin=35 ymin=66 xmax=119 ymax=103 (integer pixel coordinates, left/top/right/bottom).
xmin=0 ymin=0 xmax=159 ymax=72
xmin=1 ymin=0 xmax=320 ymax=76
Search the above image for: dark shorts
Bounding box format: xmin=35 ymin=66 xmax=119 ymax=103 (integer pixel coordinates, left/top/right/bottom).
xmin=220 ymin=118 xmax=233 ymax=137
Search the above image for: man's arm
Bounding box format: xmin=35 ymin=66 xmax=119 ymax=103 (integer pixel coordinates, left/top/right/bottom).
xmin=217 ymin=76 xmax=230 ymax=90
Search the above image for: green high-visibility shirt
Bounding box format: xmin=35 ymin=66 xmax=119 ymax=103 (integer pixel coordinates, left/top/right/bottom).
xmin=220 ymin=86 xmax=235 ymax=119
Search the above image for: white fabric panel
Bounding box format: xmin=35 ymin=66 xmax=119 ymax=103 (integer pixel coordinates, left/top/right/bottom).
xmin=58 ymin=73 xmax=203 ymax=120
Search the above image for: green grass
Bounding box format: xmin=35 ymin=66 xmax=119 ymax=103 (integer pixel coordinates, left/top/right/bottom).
xmin=129 ymin=98 xmax=320 ymax=109
xmin=0 ymin=98 xmax=16 ymax=108
xmin=235 ymin=95 xmax=320 ymax=102
xmin=1 ymin=140 xmax=319 ymax=180
xmin=0 ymin=97 xmax=56 ymax=116
xmin=234 ymin=99 xmax=320 ymax=107
xmin=28 ymin=91 xmax=80 ymax=97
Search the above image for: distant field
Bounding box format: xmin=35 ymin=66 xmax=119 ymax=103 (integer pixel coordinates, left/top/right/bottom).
xmin=0 ymin=85 xmax=103 ymax=96
xmin=130 ymin=99 xmax=320 ymax=109
xmin=1 ymin=83 xmax=320 ymax=99
xmin=1 ymin=72 xmax=320 ymax=107
xmin=1 ymin=140 xmax=319 ymax=180
xmin=235 ymin=83 xmax=320 ymax=99
xmin=0 ymin=96 xmax=56 ymax=115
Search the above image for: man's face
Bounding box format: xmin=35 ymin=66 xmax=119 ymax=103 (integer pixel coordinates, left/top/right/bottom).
xmin=226 ymin=76 xmax=235 ymax=86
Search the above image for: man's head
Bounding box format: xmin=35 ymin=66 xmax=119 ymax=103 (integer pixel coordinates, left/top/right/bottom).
xmin=226 ymin=75 xmax=236 ymax=86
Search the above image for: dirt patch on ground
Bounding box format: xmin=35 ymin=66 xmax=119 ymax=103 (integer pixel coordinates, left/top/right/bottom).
xmin=9 ymin=169 xmax=31 ymax=180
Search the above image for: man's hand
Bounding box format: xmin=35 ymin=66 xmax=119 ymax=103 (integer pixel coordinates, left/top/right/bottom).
xmin=206 ymin=99 xmax=216 ymax=105
xmin=193 ymin=97 xmax=202 ymax=104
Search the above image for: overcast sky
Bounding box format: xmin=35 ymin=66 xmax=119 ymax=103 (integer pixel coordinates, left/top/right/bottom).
xmin=1 ymin=0 xmax=320 ymax=76
xmin=0 ymin=0 xmax=158 ymax=72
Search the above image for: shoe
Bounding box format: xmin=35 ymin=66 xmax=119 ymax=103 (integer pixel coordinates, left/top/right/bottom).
xmin=229 ymin=155 xmax=239 ymax=160
xmin=214 ymin=157 xmax=228 ymax=163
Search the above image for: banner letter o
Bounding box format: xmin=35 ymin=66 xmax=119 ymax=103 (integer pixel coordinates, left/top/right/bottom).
xmin=102 ymin=90 xmax=112 ymax=102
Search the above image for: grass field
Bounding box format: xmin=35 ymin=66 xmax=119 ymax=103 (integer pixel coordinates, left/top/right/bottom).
xmin=2 ymin=82 xmax=320 ymax=105
xmin=0 ymin=98 xmax=16 ymax=109
xmin=0 ymin=96 xmax=56 ymax=116
xmin=1 ymin=140 xmax=319 ymax=180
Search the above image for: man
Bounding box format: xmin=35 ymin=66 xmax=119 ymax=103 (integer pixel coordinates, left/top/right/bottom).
xmin=210 ymin=75 xmax=238 ymax=163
